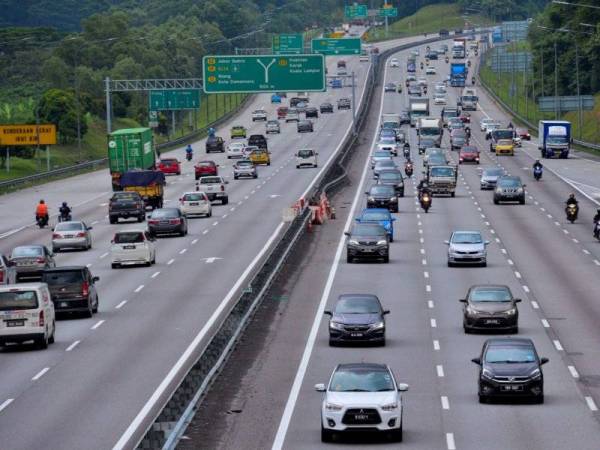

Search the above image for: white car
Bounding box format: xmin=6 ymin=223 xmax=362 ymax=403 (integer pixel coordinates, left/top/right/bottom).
xmin=479 ymin=118 xmax=495 ymax=132
xmin=389 ymin=58 xmax=399 ymax=67
xmin=251 ymin=109 xmax=267 ymax=121
xmin=179 ymin=191 xmax=212 ymax=217
xmin=417 ymin=77 xmax=428 ymax=87
xmin=359 ymin=54 xmax=370 ymax=62
xmin=316 ymin=363 xmax=409 ymax=442
xmin=435 ymin=83 xmax=447 ymax=93
xmin=0 ymin=283 xmax=56 ymax=349
xmin=434 ymin=94 xmax=447 ymax=105
xmin=111 ymin=230 xmax=156 ymax=268
xmin=425 ymin=66 xmax=436 ymax=75
xmin=227 ymin=140 xmax=247 ymax=158
xmin=295 ymin=149 xmax=318 ymax=168
xmin=513 ymin=134 xmax=522 ymax=146
xmin=484 ymin=122 xmax=501 ymax=136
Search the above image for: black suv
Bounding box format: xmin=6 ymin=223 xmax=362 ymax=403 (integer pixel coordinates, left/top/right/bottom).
xmin=439 ymin=29 xmax=449 ymax=37
xmin=305 ymin=107 xmax=319 ymax=118
xmin=205 ymin=136 xmax=225 ymax=153
xmin=376 ymin=170 xmax=404 ymax=197
xmin=320 ymin=102 xmax=334 ymax=113
xmin=494 ymin=176 xmax=526 ymax=205
xmin=325 ymin=294 xmax=389 ymax=346
xmin=345 ymin=223 xmax=389 ymax=263
xmin=109 ymin=191 xmax=146 ymax=224
xmin=472 ymin=338 xmax=548 ymax=404
xmin=366 ymin=184 xmax=398 ymax=212
xmin=42 ymin=266 xmax=99 ymax=317
xmin=248 ymin=134 xmax=268 ymax=150
xmin=337 ymin=98 xmax=351 ymax=110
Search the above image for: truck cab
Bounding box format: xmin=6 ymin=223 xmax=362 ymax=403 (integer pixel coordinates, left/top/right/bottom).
xmin=427 ymin=165 xmax=458 ymax=197
xmin=538 ymin=120 xmax=571 ymax=159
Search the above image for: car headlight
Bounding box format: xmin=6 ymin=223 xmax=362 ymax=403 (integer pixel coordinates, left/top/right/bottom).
xmin=530 ymin=368 xmax=542 ymax=380
xmin=329 ymin=321 xmax=345 ymax=330
xmin=517 ymin=187 xmax=523 ymax=193
xmin=325 ymin=402 xmax=343 ymax=411
xmin=505 ymin=308 xmax=517 ymax=316
xmin=368 ymin=196 xmax=375 ymax=202
xmin=466 ymin=305 xmax=481 ymax=315
xmin=482 ymin=368 xmax=494 ymax=380
xmin=377 ymin=239 xmax=388 ymax=245
xmin=389 ymin=197 xmax=397 ymax=202
xmin=371 ymin=321 xmax=385 ymax=330
xmin=495 ymin=188 xmax=502 ymax=194
xmin=348 ymin=239 xmax=359 ymax=246
xmin=381 ymin=402 xmax=398 ymax=411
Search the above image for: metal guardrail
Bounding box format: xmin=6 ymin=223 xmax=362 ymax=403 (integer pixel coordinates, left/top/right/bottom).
xmin=0 ymin=95 xmax=254 ymax=194
xmin=478 ymin=51 xmax=600 ymax=152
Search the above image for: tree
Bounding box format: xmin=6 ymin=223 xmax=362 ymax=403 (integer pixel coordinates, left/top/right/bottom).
xmin=37 ymin=88 xmax=87 ymax=143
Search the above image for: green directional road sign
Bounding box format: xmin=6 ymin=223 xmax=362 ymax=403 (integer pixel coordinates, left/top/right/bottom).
xmin=311 ymin=38 xmax=362 ymax=56
xmin=149 ymin=89 xmax=201 ymax=110
xmin=378 ymin=7 xmax=398 ymax=17
xmin=345 ymin=4 xmax=367 ymax=18
xmin=272 ymin=34 xmax=304 ymax=54
xmin=202 ymin=55 xmax=326 ymax=93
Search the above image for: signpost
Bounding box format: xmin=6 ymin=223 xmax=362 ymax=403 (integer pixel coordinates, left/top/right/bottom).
xmin=0 ymin=124 xmax=56 ymax=146
xmin=148 ymin=89 xmax=201 ymax=111
xmin=345 ymin=4 xmax=368 ymax=18
xmin=202 ymin=55 xmax=326 ymax=93
xmin=148 ymin=110 xmax=159 ymax=128
xmin=272 ymin=34 xmax=304 ymax=55
xmin=538 ymin=96 xmax=595 ymax=112
xmin=311 ymin=38 xmax=361 ymax=55
xmin=378 ymin=6 xmax=398 ymax=17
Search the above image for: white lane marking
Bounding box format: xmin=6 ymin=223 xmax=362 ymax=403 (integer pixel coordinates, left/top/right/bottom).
xmin=586 ymin=397 xmax=598 ymax=412
xmin=0 ymin=399 xmax=14 ymax=413
xmin=230 ymin=207 xmax=236 ymax=212
xmin=490 ymin=229 xmax=496 ymax=234
xmin=212 ymin=221 xmax=219 ymax=226
xmin=203 ymin=230 xmax=209 ymax=235
xmin=523 ymin=285 xmax=531 ymax=293
xmin=424 ymin=271 xmax=429 ymax=278
xmin=91 ymin=220 xmax=99 ymax=225
xmin=485 ymin=221 xmax=490 ymax=226
xmin=134 ymin=285 xmax=144 ymax=293
xmin=426 ymin=285 xmax=431 ymax=292
xmin=91 ymin=320 xmax=105 ymax=330
xmin=167 ymin=258 xmax=175 ymax=265
xmin=418 ymin=229 xmax=423 ymax=234
xmin=32 ymin=367 xmax=50 ymax=381
xmin=430 ymin=318 xmax=437 ymax=328
xmin=237 ymin=201 xmax=243 ymax=205
xmin=191 ymin=239 xmax=198 ymax=245
xmin=583 ymin=249 xmax=591 ymax=255
xmin=420 ymin=249 xmax=426 ymax=254
xmin=204 ymin=257 xmax=221 ymax=264
xmin=495 ymin=238 xmax=501 ymax=243
xmin=568 ymin=366 xmax=580 ymax=379
xmin=514 ymin=271 xmax=522 ymax=279
xmin=222 ymin=214 xmax=228 ymax=219
xmin=65 ymin=340 xmax=81 ymax=352
xmin=501 ymin=248 xmax=507 ymax=254
xmin=151 ymin=271 xmax=160 ymax=279
xmin=534 ymin=201 xmax=539 ymax=205
xmin=100 ymin=202 xmax=108 ymax=206
xmin=244 ymin=195 xmax=249 ymax=200
xmin=416 ymin=214 xmax=421 ymax=219
xmin=507 ymin=259 xmax=514 ymax=265
xmin=553 ymin=340 xmax=564 ymax=351
xmin=433 ymin=340 xmax=440 ymax=350
xmin=547 ymin=214 xmax=552 ymax=218
xmin=428 ymin=300 xmax=434 ymax=309
xmin=100 ymin=252 xmax=108 ymax=259
xmin=554 ymin=221 xmax=560 ymax=226
xmin=594 ymin=260 xmax=600 ymax=266
xmin=437 ymin=365 xmax=445 ymax=377
xmin=179 ymin=248 xmax=187 ymax=255
xmin=531 ymin=300 xmax=539 ymax=309
xmin=115 ymin=300 xmax=127 ymax=309
xmin=441 ymin=396 xmax=450 ymax=410
xmin=563 ymin=229 xmax=569 ymax=235
xmin=422 ymin=259 xmax=427 ymax=265
xmin=446 ymin=433 xmax=456 ymax=450
xmin=541 ymin=319 xmax=550 ymax=328
xmin=420 ymin=237 xmax=424 ymax=244
xmin=573 ymin=238 xmax=579 ymax=243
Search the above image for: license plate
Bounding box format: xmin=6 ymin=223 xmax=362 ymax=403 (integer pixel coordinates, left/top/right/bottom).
xmin=61 ymin=302 xmax=69 ymax=308
xmin=502 ymin=385 xmax=522 ymax=391
xmin=354 ymin=414 xmax=369 ymax=420
xmin=64 ymin=235 xmax=74 ymax=238
xmin=189 ymin=202 xmax=199 ymax=206
xmin=123 ymin=245 xmax=136 ymax=250
xmin=350 ymin=333 xmax=363 ymax=337
xmin=485 ymin=319 xmax=499 ymax=324
xmin=6 ymin=320 xmax=25 ymax=327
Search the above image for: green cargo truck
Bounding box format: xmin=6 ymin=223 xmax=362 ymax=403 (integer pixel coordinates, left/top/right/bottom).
xmin=108 ymin=128 xmax=156 ymax=191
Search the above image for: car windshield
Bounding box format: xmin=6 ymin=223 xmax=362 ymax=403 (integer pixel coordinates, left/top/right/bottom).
xmin=421 ymin=128 xmax=440 ymax=136
xmin=197 ymin=162 xmax=214 ymax=167
xmin=200 ymin=177 xmax=222 ymax=184
xmin=352 ymin=224 xmax=385 ymax=237
xmin=375 ymin=161 xmax=395 ymax=168
xmin=380 ymin=172 xmax=400 ymax=181
xmin=444 ymin=110 xmax=458 ymax=118
xmin=54 ymin=222 xmax=84 ymax=231
xmin=114 ymin=232 xmax=144 ymax=244
xmin=42 ymin=270 xmax=84 ymax=285
xmin=151 ymin=209 xmax=178 ymax=218
xmin=160 ymin=159 xmax=177 ymax=164
xmin=329 ymin=367 xmax=394 ymax=392
xmin=297 ymin=150 xmax=314 ymax=157
xmin=11 ymin=246 xmax=43 ymax=257
xmin=370 ymin=186 xmax=394 ymax=195
xmin=430 ymin=167 xmax=454 ymax=177
xmin=485 ymin=346 xmax=536 ymax=364
xmin=0 ymin=291 xmax=38 ymax=311
xmin=379 ymin=138 xmax=395 ymax=145
xmin=483 ymin=168 xmax=503 ymax=177
xmin=238 ymin=161 xmax=253 ymax=167
xmin=471 ymin=288 xmax=511 ymax=302
xmin=335 ymin=297 xmax=381 ymax=314
xmin=462 ymin=147 xmax=477 ymax=154
xmin=361 ymin=211 xmax=390 ymax=221
xmin=452 ymin=232 xmax=482 ymax=244
xmin=374 ymin=151 xmax=391 ymax=158
xmin=493 ymin=130 xmax=514 ymax=139
xmin=498 ymin=139 xmax=513 ymax=145
xmin=498 ymin=178 xmax=521 ymax=188
xmin=113 ymin=193 xmax=139 ymax=201
xmin=183 ymin=193 xmax=205 ymax=201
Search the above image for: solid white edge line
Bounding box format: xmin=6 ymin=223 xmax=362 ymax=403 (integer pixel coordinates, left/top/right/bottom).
xmin=446 ymin=432 xmax=456 ymax=450
xmin=270 ymin=50 xmax=391 ymax=450
xmin=32 ymin=367 xmax=50 ymax=381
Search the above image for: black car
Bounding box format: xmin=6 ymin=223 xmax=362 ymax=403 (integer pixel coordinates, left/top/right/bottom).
xmin=337 ymin=98 xmax=351 ymax=110
xmin=418 ymin=138 xmax=437 ymax=153
xmin=399 ymin=110 xmax=411 ymax=124
xmin=109 ymin=192 xmax=146 ymax=224
xmin=366 ymin=185 xmax=398 ymax=212
xmin=439 ymin=29 xmax=449 ymax=37
xmin=205 ymin=136 xmax=225 ymax=153
xmin=472 ymin=338 xmax=548 ymax=404
xmin=325 ymin=294 xmax=389 ymax=345
xmin=345 ymin=223 xmax=389 ymax=263
xmin=42 ymin=266 xmax=99 ymax=317
xmin=297 ymin=120 xmax=314 ymax=133
xmin=320 ymin=102 xmax=334 ymax=113
xmin=305 ymin=107 xmax=319 ymax=118
xmin=426 ymin=51 xmax=438 ymax=60
xmin=9 ymin=245 xmax=55 ymax=282
xmin=494 ymin=176 xmax=526 ymax=205
xmin=460 ymin=285 xmax=521 ymax=333
xmin=376 ymin=170 xmax=404 ymax=197
xmin=248 ymin=134 xmax=268 ymax=150
xmin=147 ymin=208 xmax=188 ymax=237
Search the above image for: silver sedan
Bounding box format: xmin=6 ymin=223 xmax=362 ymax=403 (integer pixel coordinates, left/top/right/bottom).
xmin=52 ymin=221 xmax=92 ymax=252
xmin=445 ymin=230 xmax=489 ymax=267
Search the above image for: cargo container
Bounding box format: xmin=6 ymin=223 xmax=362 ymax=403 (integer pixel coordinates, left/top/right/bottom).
xmin=108 ymin=128 xmax=156 ymax=191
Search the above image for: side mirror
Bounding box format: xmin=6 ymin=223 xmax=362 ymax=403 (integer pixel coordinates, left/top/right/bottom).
xmin=324 ymin=310 xmax=332 ymax=316
xmin=343 ymin=231 xmax=350 ymax=236
xmin=540 ymin=357 xmax=549 ymax=365
xmin=87 ymin=226 xmax=93 ymax=230
xmin=315 ymin=383 xmax=326 ymax=392
xmin=522 ymin=184 xmax=527 ymax=188
xmin=459 ymin=298 xmax=467 ymax=303
xmin=179 ymin=198 xmax=182 ymax=202
xmin=471 ymin=357 xmax=481 ymax=365
xmin=92 ymin=276 xmax=100 ymax=282
xmin=444 ymin=240 xmax=450 ymax=245
xmin=383 ymin=309 xmax=390 ymax=315
xmin=484 ymin=240 xmax=490 ymax=245
xmin=364 ymin=191 xmax=369 ymax=195
xmin=514 ymin=298 xmax=522 ymax=303
xmin=397 ymin=383 xmax=409 ymax=392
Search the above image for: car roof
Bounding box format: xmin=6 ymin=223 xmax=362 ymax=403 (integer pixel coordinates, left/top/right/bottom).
xmin=485 ymin=338 xmax=534 ymax=347
xmin=115 ymin=229 xmax=146 ymax=234
xmin=361 ymin=207 xmax=391 ymax=215
xmin=470 ymin=284 xmax=511 ymax=291
xmin=338 ymin=293 xmax=380 ymax=301
xmin=336 ymin=363 xmax=389 ymax=372
xmin=0 ymin=282 xmax=46 ymax=290
xmin=43 ymin=266 xmax=87 ymax=272
xmin=453 ymin=230 xmax=482 ymax=234
xmin=13 ymin=244 xmax=44 ymax=249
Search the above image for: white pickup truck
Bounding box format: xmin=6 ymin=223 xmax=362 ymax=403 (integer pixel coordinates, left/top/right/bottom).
xmin=197 ymin=176 xmax=229 ymax=205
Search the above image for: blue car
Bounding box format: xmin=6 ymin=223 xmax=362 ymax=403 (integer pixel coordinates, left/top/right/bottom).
xmin=356 ymin=208 xmax=396 ymax=242
xmin=271 ymin=94 xmax=282 ymax=103
xmin=329 ymin=78 xmax=343 ymax=89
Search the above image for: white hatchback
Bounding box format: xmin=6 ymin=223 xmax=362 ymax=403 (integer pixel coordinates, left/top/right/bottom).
xmin=0 ymin=283 xmax=56 ymax=349
xmin=389 ymin=58 xmax=399 ymax=67
xmin=295 ymin=149 xmax=318 ymax=168
xmin=111 ymin=230 xmax=156 ymax=268
xmin=227 ymin=140 xmax=247 ymax=159
xmin=180 ymin=191 xmax=212 ymax=217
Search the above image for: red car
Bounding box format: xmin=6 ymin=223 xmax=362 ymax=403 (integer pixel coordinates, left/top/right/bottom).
xmin=459 ymin=112 xmax=471 ymax=123
xmin=277 ymin=106 xmax=288 ymax=120
xmin=194 ymin=160 xmax=218 ymax=180
xmin=158 ymin=158 xmax=181 ymax=175
xmin=516 ymin=128 xmax=531 ymax=140
xmin=459 ymin=145 xmax=480 ymax=164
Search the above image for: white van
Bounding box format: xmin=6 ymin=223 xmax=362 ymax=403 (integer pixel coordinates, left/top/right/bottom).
xmin=296 ymin=149 xmax=318 ymax=168
xmin=111 ymin=229 xmax=156 ymax=268
xmin=0 ymin=283 xmax=56 ymax=349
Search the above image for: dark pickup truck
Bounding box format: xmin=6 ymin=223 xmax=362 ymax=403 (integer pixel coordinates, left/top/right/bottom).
xmin=248 ymin=134 xmax=268 ymax=150
xmin=206 ymin=136 xmax=225 ymax=153
xmin=109 ymin=191 xmax=146 ymax=224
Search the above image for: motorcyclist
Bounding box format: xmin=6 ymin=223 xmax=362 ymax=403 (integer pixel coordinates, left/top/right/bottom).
xmin=593 ymin=209 xmax=600 ymax=238
xmin=465 ymin=126 xmax=471 ymax=139
xmin=185 ymin=144 xmax=193 ymax=160
xmin=467 ymin=60 xmax=471 ymax=67
xmin=471 ymin=77 xmax=476 ymax=85
xmin=508 ymin=121 xmax=514 ymax=129
xmin=566 ymin=193 xmax=578 ymax=207
xmin=417 ymin=179 xmax=430 ymax=199
xmin=35 ymin=200 xmax=49 ymax=222
xmin=420 ymin=62 xmax=424 ymax=70
xmin=208 ymin=127 xmax=216 ymax=137
xmin=533 ymin=160 xmax=543 ymax=171
xmin=445 ymin=56 xmax=449 ymax=63
xmin=59 ymin=201 xmax=71 ymax=220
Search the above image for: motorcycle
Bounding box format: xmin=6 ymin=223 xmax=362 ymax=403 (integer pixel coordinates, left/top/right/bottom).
xmin=405 ymin=162 xmax=413 ymax=177
xmin=594 ymin=221 xmax=600 ymax=240
xmin=36 ymin=214 xmax=49 ymax=229
xmin=420 ymin=193 xmax=432 ymax=213
xmin=533 ymin=166 xmax=543 ymax=181
xmin=58 ymin=212 xmax=72 ymax=223
xmin=566 ymin=203 xmax=579 ymax=223
xmin=472 ymin=77 xmax=476 ymax=85
xmin=186 ymin=152 xmax=193 ymax=162
xmin=445 ymin=57 xmax=449 ymax=64
xmin=467 ymin=60 xmax=471 ymax=67
xmin=403 ymin=146 xmax=410 ymax=159
xmin=420 ymin=62 xmax=424 ymax=70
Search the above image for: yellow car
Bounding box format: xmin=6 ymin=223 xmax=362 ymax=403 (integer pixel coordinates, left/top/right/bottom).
xmin=495 ymin=139 xmax=514 ymax=156
xmin=248 ymin=149 xmax=270 ymax=166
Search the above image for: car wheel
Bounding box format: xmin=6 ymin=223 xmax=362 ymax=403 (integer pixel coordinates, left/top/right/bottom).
xmin=447 ymin=261 xmax=454 ymax=267
xmin=464 ymin=326 xmax=471 ymax=334
xmin=267 ymin=162 xmax=271 ymax=166
xmin=222 ymin=197 xmax=229 ymax=205
xmin=48 ymin=322 xmax=55 ymax=344
xmin=383 ymin=254 xmax=390 ymax=263
xmin=478 ymin=395 xmax=488 ymax=404
xmin=535 ymin=395 xmax=544 ymax=404
xmin=36 ymin=333 xmax=49 ymax=350
xmin=321 ymin=426 xmax=334 ymax=443
xmin=151 ymin=254 xmax=156 ymax=264
xmin=493 ymin=198 xmax=499 ymax=205
xmin=111 ymin=263 xmax=119 ymax=269
xmin=346 ymin=254 xmax=353 ymax=263
xmin=296 ymin=165 xmax=300 ymax=169
xmin=510 ymin=326 xmax=518 ymax=334
xmin=389 ymin=235 xmax=394 ymax=243
xmin=390 ymin=423 xmax=403 ymax=442
xmin=399 ymin=190 xmax=404 ymax=198
xmin=109 ymin=217 xmax=117 ymax=224
xmin=92 ymin=297 xmax=99 ymax=314
xmin=451 ymin=192 xmax=455 ymax=198
xmin=52 ymin=246 xmax=59 ymax=253
xmin=519 ymin=198 xmax=525 ymax=205
xmin=84 ymin=301 xmax=93 ymax=318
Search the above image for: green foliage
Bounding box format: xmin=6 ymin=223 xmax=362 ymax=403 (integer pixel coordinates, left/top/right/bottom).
xmin=457 ymin=0 xmax=547 ymax=22
xmin=37 ymin=88 xmax=88 ymax=143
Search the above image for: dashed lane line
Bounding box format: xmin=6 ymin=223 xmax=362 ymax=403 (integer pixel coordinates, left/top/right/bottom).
xmin=32 ymin=367 xmax=49 ymax=381
xmin=91 ymin=320 xmax=105 ymax=330
xmin=65 ymin=340 xmax=80 ymax=352
xmin=115 ymin=300 xmax=127 ymax=309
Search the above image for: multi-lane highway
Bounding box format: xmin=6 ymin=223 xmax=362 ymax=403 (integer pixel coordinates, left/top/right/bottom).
xmin=180 ymin=38 xmax=600 ymax=450
xmin=0 ymin=30 xmax=444 ymax=450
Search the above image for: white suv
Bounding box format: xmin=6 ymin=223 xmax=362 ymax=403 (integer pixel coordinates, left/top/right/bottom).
xmin=251 ymin=109 xmax=267 ymax=121
xmin=296 ymin=149 xmax=318 ymax=168
xmin=0 ymin=283 xmax=56 ymax=349
xmin=180 ymin=191 xmax=212 ymax=217
xmin=316 ymin=363 xmax=409 ymax=442
xmin=111 ymin=230 xmax=156 ymax=268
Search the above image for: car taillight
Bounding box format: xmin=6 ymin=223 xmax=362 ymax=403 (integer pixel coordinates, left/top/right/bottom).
xmin=221 ymin=185 xmax=225 ymax=192
xmin=37 ymin=258 xmax=45 ymax=264
xmin=0 ymin=270 xmax=4 ymax=283
xmin=39 ymin=310 xmax=45 ymax=327
xmin=148 ymin=219 xmax=159 ymax=225
xmin=169 ymin=218 xmax=181 ymax=225
xmin=82 ymin=281 xmax=89 ymax=297
xmin=76 ymin=232 xmax=86 ymax=237
xmin=52 ymin=233 xmax=61 ymax=239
